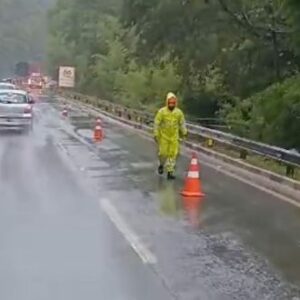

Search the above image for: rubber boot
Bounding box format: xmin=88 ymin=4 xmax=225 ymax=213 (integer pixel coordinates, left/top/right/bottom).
xmin=158 ymin=165 xmax=164 ymax=175
xmin=167 ymin=172 xmax=176 ymax=180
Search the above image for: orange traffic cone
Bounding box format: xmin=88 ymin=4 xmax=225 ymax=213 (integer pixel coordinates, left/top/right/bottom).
xmin=181 ymin=152 xmax=204 ymax=197
xmin=94 ymin=117 xmax=103 ymax=142
xmin=62 ymin=105 xmax=68 ymax=117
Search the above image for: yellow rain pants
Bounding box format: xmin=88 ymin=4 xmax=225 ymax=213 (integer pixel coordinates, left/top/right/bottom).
xmin=154 ymin=93 xmax=187 ymax=173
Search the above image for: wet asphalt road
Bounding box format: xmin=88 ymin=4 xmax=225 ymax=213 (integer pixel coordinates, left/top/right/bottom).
xmin=0 ymin=102 xmax=172 ymax=300
xmin=0 ymin=96 xmax=300 ymax=300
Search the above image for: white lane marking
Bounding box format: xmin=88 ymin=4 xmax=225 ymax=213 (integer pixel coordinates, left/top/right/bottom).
xmin=57 ymin=142 xmax=69 ymax=155
xmin=100 ymin=198 xmax=157 ymax=265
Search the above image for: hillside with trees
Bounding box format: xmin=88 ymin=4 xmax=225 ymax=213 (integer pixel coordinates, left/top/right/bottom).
xmin=0 ymin=0 xmax=54 ymax=76
xmin=48 ymin=0 xmax=300 ymax=149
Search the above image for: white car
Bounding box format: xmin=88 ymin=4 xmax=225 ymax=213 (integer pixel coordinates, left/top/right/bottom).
xmin=0 ymin=89 xmax=34 ymax=132
xmin=0 ymin=83 xmax=17 ymax=90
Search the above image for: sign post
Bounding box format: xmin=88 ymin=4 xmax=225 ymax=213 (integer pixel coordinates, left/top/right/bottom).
xmin=58 ymin=66 xmax=75 ymax=88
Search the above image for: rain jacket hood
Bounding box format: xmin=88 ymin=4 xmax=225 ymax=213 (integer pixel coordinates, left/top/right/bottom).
xmin=166 ymin=92 xmax=177 ymax=107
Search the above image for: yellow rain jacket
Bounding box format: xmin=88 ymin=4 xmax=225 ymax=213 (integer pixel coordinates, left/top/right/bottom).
xmin=154 ymin=93 xmax=187 ymax=172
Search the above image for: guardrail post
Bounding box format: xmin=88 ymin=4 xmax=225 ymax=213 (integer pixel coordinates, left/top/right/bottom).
xmin=124 ymin=109 xmax=131 ymax=120
xmin=286 ymin=165 xmax=295 ymax=178
xmin=137 ymin=116 xmax=142 ymax=129
xmin=240 ymin=149 xmax=248 ymax=160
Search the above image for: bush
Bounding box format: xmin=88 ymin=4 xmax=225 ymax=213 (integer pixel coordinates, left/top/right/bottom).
xmin=225 ymin=76 xmax=300 ymax=149
xmin=116 ymin=58 xmax=182 ymax=110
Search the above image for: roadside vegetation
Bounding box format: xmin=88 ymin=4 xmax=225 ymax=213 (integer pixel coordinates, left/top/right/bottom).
xmin=48 ymin=0 xmax=300 ymax=150
xmin=0 ymin=0 xmax=53 ymax=77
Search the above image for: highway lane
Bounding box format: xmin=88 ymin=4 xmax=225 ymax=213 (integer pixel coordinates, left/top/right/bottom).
xmin=0 ymin=102 xmax=173 ymax=300
xmin=61 ymin=97 xmax=300 ymax=299
xmin=0 ymin=96 xmax=299 ymax=300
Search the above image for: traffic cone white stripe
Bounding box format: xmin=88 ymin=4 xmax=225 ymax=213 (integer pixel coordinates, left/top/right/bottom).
xmin=187 ymin=171 xmax=199 ymax=179
xmin=191 ymin=158 xmax=198 ymax=165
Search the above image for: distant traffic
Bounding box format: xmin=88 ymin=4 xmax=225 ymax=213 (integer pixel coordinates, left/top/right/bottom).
xmin=0 ymin=68 xmax=56 ymax=133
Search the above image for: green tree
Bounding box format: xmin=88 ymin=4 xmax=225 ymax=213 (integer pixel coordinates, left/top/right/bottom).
xmin=225 ymin=76 xmax=300 ymax=148
xmin=0 ymin=0 xmax=52 ymax=76
xmin=48 ymin=0 xmax=300 ymax=148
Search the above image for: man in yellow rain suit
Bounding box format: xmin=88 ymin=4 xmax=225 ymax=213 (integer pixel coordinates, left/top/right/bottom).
xmin=154 ymin=92 xmax=187 ymax=180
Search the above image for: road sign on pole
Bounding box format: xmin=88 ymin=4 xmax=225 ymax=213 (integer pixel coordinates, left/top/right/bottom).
xmin=58 ymin=66 xmax=75 ymax=88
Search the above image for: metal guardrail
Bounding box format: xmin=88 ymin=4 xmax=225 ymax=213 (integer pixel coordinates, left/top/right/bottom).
xmin=58 ymin=91 xmax=300 ymax=179
xmin=186 ymin=124 xmax=300 ymax=165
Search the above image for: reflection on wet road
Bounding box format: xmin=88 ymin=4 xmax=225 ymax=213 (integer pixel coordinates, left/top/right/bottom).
xmin=0 ymin=97 xmax=299 ymax=300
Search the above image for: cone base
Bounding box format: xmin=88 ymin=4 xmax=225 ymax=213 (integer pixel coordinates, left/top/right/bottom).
xmin=181 ymin=191 xmax=205 ymax=197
